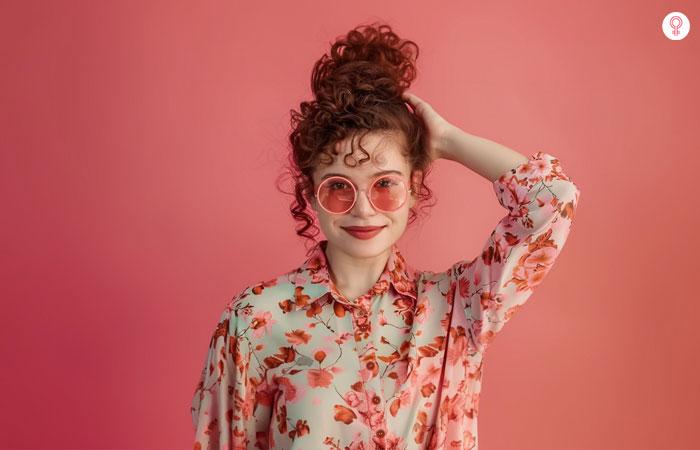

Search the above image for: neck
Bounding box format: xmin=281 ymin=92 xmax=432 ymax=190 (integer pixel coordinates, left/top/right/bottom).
xmin=323 ymin=241 xmax=392 ymax=301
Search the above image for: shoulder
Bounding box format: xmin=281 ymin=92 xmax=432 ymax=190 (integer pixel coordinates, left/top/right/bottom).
xmin=417 ymin=262 xmax=466 ymax=286
xmin=414 ymin=267 xmax=453 ymax=299
xmin=222 ymin=267 xmax=299 ymax=326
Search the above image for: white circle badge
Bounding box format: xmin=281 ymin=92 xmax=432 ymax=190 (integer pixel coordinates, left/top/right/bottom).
xmin=662 ymin=11 xmax=690 ymax=40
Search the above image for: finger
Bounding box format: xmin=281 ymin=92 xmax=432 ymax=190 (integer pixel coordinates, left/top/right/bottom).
xmin=405 ymin=92 xmax=420 ymax=103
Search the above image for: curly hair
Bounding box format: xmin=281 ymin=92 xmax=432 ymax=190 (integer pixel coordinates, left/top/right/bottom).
xmin=277 ymin=22 xmax=437 ymax=255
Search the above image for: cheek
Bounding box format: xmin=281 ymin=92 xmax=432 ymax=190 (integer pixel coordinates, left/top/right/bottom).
xmin=388 ymin=207 xmax=410 ymax=223
xmin=315 ymin=210 xmax=336 ymax=227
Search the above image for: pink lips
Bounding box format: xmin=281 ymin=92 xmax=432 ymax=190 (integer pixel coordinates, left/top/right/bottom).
xmin=342 ymin=226 xmax=386 ymax=240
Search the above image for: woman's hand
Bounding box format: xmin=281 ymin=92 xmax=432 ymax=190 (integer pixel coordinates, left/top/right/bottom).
xmin=401 ymin=91 xmax=454 ymax=162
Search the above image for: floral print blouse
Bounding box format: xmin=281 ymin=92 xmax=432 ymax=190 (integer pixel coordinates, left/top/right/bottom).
xmin=191 ymin=151 xmax=580 ymax=449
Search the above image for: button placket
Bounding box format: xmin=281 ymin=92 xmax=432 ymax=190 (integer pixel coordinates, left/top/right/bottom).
xmin=352 ymin=304 xmax=371 ymax=342
xmin=348 ymin=297 xmax=389 ymax=448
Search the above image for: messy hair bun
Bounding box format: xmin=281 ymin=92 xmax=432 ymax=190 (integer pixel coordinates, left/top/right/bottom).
xmin=279 ymin=22 xmax=436 ymax=252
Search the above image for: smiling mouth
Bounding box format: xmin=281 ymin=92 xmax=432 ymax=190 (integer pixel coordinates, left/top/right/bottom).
xmin=341 ymin=226 xmax=387 ymax=240
xmin=342 ymin=226 xmax=386 ymax=231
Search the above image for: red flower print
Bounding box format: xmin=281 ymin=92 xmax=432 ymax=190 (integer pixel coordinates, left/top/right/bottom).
xmin=250 ymin=310 xmax=276 ymax=338
xmin=314 ymin=349 xmax=327 ymax=363
xmin=307 ymin=368 xmax=334 ymax=388
xmin=285 ymin=329 xmax=312 ymax=345
xmin=333 ymin=404 xmax=357 ymax=424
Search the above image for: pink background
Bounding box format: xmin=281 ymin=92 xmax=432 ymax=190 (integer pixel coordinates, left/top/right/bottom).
xmin=1 ymin=1 xmax=698 ymax=449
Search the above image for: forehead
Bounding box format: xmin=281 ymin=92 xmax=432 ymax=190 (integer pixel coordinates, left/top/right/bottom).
xmin=314 ymin=131 xmax=410 ymax=181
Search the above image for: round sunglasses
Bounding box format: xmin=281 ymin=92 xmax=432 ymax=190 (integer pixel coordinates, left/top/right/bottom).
xmin=314 ymin=173 xmax=414 ymax=215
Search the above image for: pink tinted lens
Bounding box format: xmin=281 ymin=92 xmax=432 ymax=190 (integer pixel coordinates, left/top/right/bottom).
xmin=370 ymin=176 xmax=407 ymax=211
xmin=317 ymin=176 xmax=407 ymax=213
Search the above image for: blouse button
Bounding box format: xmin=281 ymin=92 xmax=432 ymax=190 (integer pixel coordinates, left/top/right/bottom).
xmin=372 ymin=395 xmax=381 ymax=404
xmin=376 ymin=429 xmax=385 ymax=438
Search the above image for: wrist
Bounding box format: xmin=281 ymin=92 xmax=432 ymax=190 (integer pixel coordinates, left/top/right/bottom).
xmin=438 ymin=122 xmax=460 ymax=161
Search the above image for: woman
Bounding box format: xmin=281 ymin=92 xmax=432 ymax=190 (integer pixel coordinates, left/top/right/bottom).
xmin=191 ymin=22 xmax=580 ymax=450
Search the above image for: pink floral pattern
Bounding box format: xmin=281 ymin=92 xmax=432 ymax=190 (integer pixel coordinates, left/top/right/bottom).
xmin=191 ymin=151 xmax=580 ymax=449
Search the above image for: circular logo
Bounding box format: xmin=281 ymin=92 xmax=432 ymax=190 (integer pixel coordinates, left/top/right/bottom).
xmin=662 ymin=11 xmax=690 ymax=40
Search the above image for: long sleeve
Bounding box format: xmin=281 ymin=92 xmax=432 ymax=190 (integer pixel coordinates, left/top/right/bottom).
xmin=191 ymin=298 xmax=274 ymax=449
xmin=450 ymin=151 xmax=580 ymax=353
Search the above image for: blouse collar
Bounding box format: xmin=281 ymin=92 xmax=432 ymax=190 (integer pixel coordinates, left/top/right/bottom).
xmin=285 ymin=239 xmax=418 ymax=312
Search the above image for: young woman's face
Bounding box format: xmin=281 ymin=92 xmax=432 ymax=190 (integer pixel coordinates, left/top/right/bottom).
xmin=310 ymin=131 xmax=422 ymax=259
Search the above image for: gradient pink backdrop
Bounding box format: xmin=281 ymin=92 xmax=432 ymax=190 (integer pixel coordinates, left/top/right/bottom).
xmin=1 ymin=1 xmax=698 ymax=449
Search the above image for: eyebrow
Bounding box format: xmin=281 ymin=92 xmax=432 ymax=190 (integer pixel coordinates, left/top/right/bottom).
xmin=320 ymin=169 xmax=404 ymax=181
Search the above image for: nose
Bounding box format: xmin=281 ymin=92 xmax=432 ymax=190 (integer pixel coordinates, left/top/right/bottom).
xmin=350 ymin=188 xmax=377 ymax=216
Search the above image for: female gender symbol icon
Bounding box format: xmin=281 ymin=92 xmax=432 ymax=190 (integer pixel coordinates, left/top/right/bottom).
xmin=662 ymin=11 xmax=690 ymax=40
xmin=670 ymin=16 xmax=683 ymax=36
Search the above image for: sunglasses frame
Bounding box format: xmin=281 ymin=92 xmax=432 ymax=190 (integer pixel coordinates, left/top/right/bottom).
xmin=314 ymin=173 xmax=415 ymax=215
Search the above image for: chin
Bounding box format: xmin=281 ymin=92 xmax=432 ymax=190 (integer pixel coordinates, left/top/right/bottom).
xmin=335 ymin=230 xmax=395 ymax=251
